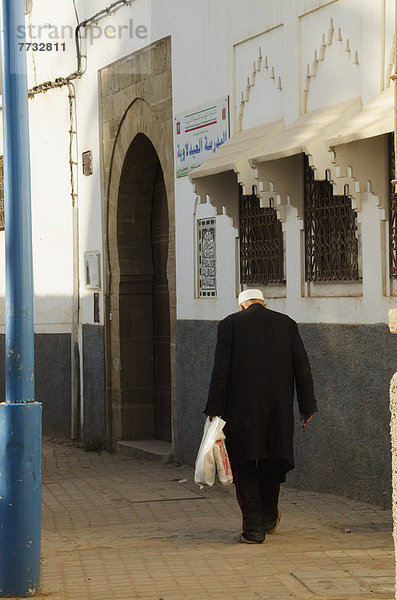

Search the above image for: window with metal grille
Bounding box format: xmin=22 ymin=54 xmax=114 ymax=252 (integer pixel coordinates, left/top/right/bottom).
xmin=0 ymin=157 xmax=4 ymax=231
xmin=388 ymin=134 xmax=397 ymax=279
xmin=239 ymin=188 xmax=284 ymax=285
xmin=304 ymin=155 xmax=359 ymax=282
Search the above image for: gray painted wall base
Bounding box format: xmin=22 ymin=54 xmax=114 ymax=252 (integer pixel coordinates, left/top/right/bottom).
xmin=82 ymin=324 xmax=106 ymax=443
xmin=0 ymin=328 xmax=106 ymax=444
xmin=0 ymin=334 xmax=71 ymax=437
xmin=176 ymin=320 xmax=217 ymax=464
xmin=36 ymin=334 xmax=72 ymax=437
xmin=176 ymin=319 xmax=397 ymax=507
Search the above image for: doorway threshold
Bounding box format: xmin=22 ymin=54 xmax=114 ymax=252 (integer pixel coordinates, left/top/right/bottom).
xmin=117 ymin=439 xmax=173 ymax=464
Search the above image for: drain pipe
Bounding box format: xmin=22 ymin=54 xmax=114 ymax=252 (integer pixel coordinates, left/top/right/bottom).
xmin=26 ymin=0 xmax=136 ymax=441
xmin=68 ymin=82 xmax=80 ymax=441
xmin=29 ymin=0 xmax=134 ymax=97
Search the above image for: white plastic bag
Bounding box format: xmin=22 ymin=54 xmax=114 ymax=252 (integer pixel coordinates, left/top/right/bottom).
xmin=213 ymin=434 xmax=233 ymax=486
xmin=194 ymin=416 xmax=226 ymax=487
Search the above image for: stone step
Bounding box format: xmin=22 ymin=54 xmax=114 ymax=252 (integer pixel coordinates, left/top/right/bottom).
xmin=117 ymin=439 xmax=173 ymax=463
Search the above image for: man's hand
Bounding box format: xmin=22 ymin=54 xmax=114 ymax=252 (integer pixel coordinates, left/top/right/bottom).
xmin=300 ymin=413 xmax=314 ymax=430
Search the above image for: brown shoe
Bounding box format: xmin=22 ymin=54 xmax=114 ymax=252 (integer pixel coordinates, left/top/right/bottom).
xmin=265 ymin=509 xmax=281 ymax=534
xmin=239 ymin=533 xmax=264 ymax=544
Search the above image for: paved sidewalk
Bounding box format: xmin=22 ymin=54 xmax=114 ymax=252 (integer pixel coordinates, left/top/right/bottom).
xmin=31 ymin=438 xmax=395 ymax=600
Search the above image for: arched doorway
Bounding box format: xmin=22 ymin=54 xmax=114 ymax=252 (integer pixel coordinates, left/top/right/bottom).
xmin=100 ymin=42 xmax=175 ymax=451
xmin=114 ymin=133 xmax=172 ymax=442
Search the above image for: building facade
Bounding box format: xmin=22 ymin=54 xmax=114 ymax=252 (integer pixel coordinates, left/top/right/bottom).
xmin=0 ymin=0 xmax=396 ymax=505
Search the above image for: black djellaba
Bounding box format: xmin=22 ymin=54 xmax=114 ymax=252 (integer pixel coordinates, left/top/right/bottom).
xmin=204 ymin=300 xmax=317 ymax=544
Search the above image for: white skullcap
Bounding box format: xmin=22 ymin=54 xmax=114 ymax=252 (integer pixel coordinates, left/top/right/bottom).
xmin=238 ymin=288 xmax=264 ymax=304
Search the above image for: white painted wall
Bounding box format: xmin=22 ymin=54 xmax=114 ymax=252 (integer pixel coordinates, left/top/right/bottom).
xmin=0 ymin=0 xmax=393 ymax=331
xmin=0 ymin=0 xmax=152 ymax=331
xmin=170 ymin=0 xmax=397 ymax=324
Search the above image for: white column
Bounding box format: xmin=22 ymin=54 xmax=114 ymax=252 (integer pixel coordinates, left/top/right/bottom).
xmin=360 ymin=192 xmax=384 ymax=319
xmin=283 ymin=203 xmax=304 ymax=314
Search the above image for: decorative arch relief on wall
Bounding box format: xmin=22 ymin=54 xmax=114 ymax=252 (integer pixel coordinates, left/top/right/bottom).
xmin=235 ymin=25 xmax=284 ymax=132
xmin=302 ymin=17 xmax=360 ymax=114
xmin=238 ymin=47 xmax=283 ymax=132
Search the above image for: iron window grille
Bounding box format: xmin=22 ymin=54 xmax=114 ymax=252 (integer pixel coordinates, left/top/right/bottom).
xmin=304 ymin=155 xmax=359 ymax=282
xmin=0 ymin=156 xmax=4 ymax=231
xmin=239 ymin=188 xmax=284 ymax=285
xmin=389 ymin=133 xmax=397 ymax=279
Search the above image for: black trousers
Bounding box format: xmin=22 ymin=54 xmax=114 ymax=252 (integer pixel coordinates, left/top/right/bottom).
xmin=232 ymin=459 xmax=281 ymax=542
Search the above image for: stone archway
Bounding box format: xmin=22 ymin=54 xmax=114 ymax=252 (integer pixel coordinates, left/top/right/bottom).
xmin=114 ymin=133 xmax=172 ymax=443
xmin=103 ymin=90 xmax=175 ymax=449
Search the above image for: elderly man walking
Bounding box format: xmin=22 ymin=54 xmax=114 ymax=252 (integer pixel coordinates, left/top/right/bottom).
xmin=204 ymin=289 xmax=317 ymax=544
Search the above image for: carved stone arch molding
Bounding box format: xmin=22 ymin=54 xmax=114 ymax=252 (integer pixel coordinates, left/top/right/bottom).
xmin=107 ymin=98 xmax=173 ymax=289
xmin=234 ymin=24 xmax=285 ymax=132
xmin=238 ymin=47 xmax=283 ymax=132
xmin=303 ymin=17 xmax=360 ymax=114
xmin=100 ymin=37 xmax=176 ymax=449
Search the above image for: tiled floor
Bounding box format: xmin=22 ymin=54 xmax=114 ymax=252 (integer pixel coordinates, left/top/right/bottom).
xmin=23 ymin=438 xmax=395 ymax=599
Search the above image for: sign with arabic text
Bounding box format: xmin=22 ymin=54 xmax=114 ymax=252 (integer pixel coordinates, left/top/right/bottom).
xmin=175 ymin=97 xmax=229 ymax=178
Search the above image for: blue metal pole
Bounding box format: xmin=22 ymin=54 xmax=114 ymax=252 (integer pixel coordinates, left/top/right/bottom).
xmin=0 ymin=0 xmax=42 ymax=596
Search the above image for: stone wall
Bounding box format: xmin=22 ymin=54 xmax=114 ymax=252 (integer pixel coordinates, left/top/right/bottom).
xmin=100 ymin=36 xmax=176 ymax=447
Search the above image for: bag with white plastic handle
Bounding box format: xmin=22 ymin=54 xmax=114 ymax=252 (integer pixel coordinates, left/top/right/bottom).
xmin=194 ymin=416 xmax=233 ymax=487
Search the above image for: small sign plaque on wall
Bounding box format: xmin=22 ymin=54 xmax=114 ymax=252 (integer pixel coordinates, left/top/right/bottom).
xmin=198 ymin=218 xmax=217 ymax=297
xmin=84 ymin=251 xmax=101 ymax=289
xmin=82 ymin=150 xmax=93 ymax=176
xmin=174 ymin=97 xmax=229 ymax=178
